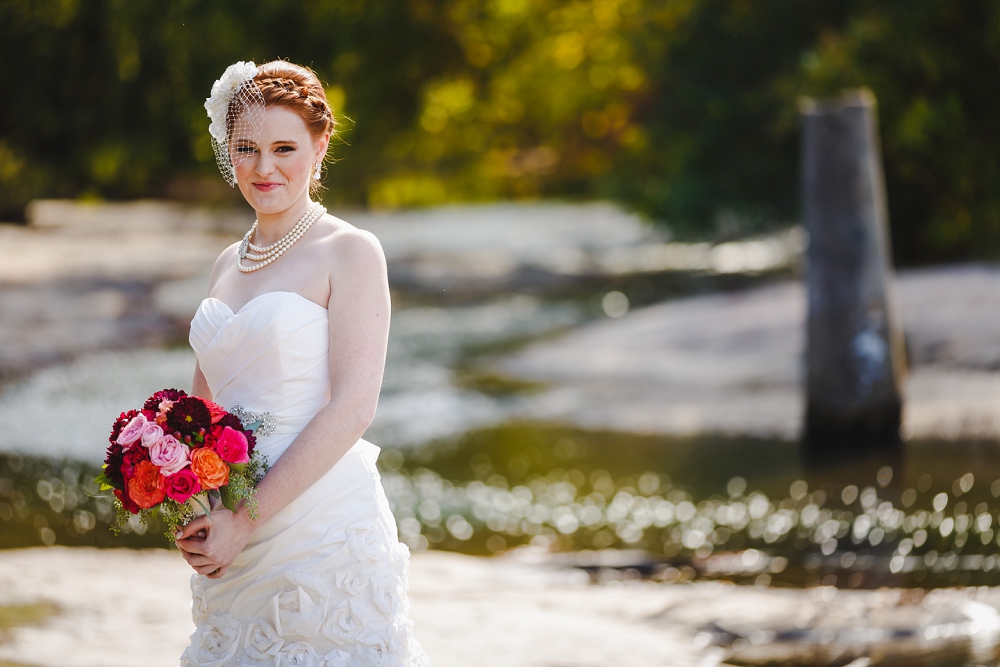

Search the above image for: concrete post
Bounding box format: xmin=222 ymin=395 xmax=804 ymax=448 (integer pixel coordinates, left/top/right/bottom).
xmin=801 ymin=89 xmax=907 ymax=460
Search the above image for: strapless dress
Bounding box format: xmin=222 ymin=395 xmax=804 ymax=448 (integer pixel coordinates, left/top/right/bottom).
xmin=181 ymin=291 xmax=428 ymax=667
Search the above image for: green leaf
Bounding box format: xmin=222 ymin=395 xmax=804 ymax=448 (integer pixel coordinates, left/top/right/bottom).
xmin=245 ymin=420 xmax=263 ymax=434
xmin=94 ymin=471 xmax=117 ymax=491
xmin=219 ymin=486 xmax=236 ymax=512
xmin=190 ymin=494 xmax=212 ymax=518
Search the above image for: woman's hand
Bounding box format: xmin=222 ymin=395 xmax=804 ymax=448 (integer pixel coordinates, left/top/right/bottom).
xmin=174 ymin=508 xmax=254 ymax=579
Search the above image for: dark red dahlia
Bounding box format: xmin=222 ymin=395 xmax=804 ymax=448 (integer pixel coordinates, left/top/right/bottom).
xmin=216 ymin=413 xmax=256 ymax=455
xmin=109 ymin=409 xmax=140 ymax=446
xmin=165 ymin=396 xmax=212 ymax=438
xmin=114 ymin=487 xmax=140 ymax=514
xmin=121 ymin=446 xmax=150 ymax=481
xmin=103 ymin=442 xmax=126 ymax=490
xmin=142 ymin=388 xmax=188 ymax=412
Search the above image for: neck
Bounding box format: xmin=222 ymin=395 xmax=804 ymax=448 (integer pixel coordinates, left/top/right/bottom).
xmin=253 ymin=196 xmax=313 ymax=246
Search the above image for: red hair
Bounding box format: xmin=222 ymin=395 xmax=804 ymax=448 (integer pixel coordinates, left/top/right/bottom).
xmin=253 ymin=61 xmax=335 ymax=139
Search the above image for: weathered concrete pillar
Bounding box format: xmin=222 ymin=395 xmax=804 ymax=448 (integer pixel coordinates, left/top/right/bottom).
xmin=801 ymin=89 xmax=907 ymax=460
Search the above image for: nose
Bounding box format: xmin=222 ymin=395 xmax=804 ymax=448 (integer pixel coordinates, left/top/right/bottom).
xmin=254 ymin=150 xmax=275 ymax=178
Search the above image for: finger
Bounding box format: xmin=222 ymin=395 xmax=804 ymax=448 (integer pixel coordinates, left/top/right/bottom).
xmin=177 ymin=537 xmax=209 ymax=556
xmin=195 ymin=563 xmax=221 ymax=575
xmin=207 ymin=565 xmax=228 ymax=580
xmin=184 ymin=553 xmax=215 ymax=568
xmin=175 ymin=516 xmax=212 ymax=541
xmin=175 ymin=536 xmax=201 ymax=555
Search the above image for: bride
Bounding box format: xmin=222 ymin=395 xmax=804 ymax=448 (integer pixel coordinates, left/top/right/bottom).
xmin=174 ymin=60 xmax=428 ymax=666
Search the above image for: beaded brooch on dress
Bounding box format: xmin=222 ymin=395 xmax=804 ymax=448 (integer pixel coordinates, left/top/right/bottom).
xmin=229 ymin=404 xmax=277 ymax=437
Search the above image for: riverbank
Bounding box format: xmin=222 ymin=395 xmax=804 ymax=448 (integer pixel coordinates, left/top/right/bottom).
xmin=2 ymin=547 xmax=999 ymax=667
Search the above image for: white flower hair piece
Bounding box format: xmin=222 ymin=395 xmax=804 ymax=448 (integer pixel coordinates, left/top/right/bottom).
xmin=204 ymin=61 xmax=265 ymax=186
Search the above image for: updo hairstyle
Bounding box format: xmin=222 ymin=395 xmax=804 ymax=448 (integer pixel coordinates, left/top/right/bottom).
xmin=237 ymin=61 xmax=335 ymax=193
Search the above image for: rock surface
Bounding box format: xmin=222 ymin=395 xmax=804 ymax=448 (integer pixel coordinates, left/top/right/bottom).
xmin=0 ymin=200 xmax=795 ymax=378
xmin=499 ymin=265 xmax=1000 ymax=441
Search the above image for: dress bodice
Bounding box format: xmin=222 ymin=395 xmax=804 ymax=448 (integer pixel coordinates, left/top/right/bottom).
xmin=189 ymin=291 xmax=331 ymax=465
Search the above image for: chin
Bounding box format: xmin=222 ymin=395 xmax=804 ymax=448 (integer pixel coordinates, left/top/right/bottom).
xmin=249 ymin=197 xmax=288 ymax=215
xmin=242 ymin=187 xmax=295 ymax=215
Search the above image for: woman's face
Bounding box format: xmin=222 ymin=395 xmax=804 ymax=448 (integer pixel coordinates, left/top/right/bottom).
xmin=231 ymin=106 xmax=328 ymax=215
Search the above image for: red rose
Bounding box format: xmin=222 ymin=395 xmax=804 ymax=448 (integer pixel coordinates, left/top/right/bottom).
xmin=216 ymin=414 xmax=256 ymax=455
xmin=161 ymin=468 xmax=201 ymax=504
xmin=214 ymin=426 xmax=250 ymax=464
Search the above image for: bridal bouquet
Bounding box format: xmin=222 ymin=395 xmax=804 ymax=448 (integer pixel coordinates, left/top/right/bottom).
xmin=96 ymin=388 xmax=268 ymax=537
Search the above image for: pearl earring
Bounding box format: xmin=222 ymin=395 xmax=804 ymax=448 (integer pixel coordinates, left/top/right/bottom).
xmin=314 ymin=162 xmax=322 ymax=180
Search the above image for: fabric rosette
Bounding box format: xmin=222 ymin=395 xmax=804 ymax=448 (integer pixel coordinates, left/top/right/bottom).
xmin=96 ymin=388 xmax=270 ymax=539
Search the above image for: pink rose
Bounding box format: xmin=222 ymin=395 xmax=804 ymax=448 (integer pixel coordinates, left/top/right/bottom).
xmin=116 ymin=413 xmax=147 ymax=447
xmin=214 ymin=426 xmax=250 ymax=464
xmin=148 ymin=435 xmax=190 ymax=475
xmin=161 ymin=468 xmax=201 ymax=504
xmin=140 ymin=422 xmax=164 ymax=448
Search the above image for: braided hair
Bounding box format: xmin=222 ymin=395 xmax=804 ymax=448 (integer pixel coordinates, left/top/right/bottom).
xmin=251 ymin=61 xmax=335 ymax=193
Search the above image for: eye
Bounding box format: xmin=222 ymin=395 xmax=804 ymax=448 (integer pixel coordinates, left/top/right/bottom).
xmin=276 ymin=146 xmax=296 ymax=153
xmin=235 ymin=145 xmax=257 ymax=155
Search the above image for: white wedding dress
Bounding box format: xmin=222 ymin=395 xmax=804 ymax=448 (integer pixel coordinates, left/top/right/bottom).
xmin=182 ymin=291 xmax=428 ymax=667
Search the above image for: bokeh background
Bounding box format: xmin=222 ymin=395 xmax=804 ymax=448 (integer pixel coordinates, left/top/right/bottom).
xmin=4 ymin=2 xmax=1000 ymax=666
xmin=4 ymin=0 xmax=1000 ymax=259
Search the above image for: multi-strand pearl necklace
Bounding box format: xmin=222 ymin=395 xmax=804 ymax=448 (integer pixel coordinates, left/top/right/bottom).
xmin=237 ymin=202 xmax=326 ymax=273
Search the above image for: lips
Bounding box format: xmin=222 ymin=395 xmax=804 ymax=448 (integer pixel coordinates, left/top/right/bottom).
xmin=252 ymin=182 xmax=281 ymax=192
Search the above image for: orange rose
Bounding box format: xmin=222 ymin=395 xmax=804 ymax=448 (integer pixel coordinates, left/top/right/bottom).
xmin=127 ymin=460 xmax=166 ymax=509
xmin=190 ymin=447 xmax=229 ymax=490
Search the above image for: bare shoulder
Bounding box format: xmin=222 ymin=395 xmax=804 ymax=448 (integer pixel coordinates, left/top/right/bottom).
xmin=315 ymin=214 xmax=386 ymax=273
xmin=217 ymin=240 xmax=241 ymax=263
xmin=207 ymin=240 xmax=241 ymax=291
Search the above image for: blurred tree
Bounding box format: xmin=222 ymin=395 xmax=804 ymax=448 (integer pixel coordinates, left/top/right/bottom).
xmin=788 ymin=0 xmax=1000 ymax=262
xmin=0 ymin=0 xmax=461 ymax=213
xmin=610 ymin=0 xmax=854 ymax=238
xmin=1 ymin=0 xmax=999 ymax=262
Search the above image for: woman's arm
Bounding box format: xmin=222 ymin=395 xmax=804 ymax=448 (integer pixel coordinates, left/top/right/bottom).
xmin=188 ymin=247 xmax=228 ymax=402
xmin=176 ymin=228 xmax=391 ymax=578
xmin=191 ymin=362 xmax=212 ymax=401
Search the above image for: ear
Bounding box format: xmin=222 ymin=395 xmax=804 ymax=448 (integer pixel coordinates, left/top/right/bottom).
xmin=314 ymin=132 xmax=331 ymax=164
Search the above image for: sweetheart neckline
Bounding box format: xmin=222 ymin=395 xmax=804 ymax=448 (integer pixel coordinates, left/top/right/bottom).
xmin=200 ymin=291 xmax=328 ymax=317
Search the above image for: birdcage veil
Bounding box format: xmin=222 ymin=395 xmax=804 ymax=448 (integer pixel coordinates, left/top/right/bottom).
xmin=204 ymin=61 xmax=265 ymax=186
